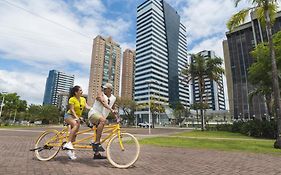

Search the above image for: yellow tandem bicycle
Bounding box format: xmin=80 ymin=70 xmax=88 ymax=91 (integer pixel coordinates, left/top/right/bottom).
xmin=30 ymin=121 xmax=140 ymax=169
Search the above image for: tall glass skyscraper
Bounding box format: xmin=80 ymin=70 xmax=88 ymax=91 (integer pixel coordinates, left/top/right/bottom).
xmin=135 ymin=0 xmax=189 ymax=120
xmin=43 ymin=70 xmax=74 ymax=106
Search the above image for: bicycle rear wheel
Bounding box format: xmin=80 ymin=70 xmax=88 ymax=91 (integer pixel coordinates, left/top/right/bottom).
xmin=106 ymin=133 xmax=140 ymax=168
xmin=34 ymin=129 xmax=62 ymax=161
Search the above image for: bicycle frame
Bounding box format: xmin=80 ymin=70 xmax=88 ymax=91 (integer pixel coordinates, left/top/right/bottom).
xmin=46 ymin=123 xmax=124 ymax=150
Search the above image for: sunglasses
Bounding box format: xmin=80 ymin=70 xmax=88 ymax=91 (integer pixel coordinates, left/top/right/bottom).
xmin=108 ymin=99 xmax=110 ymax=105
xmin=80 ymin=105 xmax=82 ymax=111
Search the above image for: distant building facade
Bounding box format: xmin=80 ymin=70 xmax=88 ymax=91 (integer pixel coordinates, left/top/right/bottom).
xmin=192 ymin=50 xmax=226 ymax=111
xmin=43 ymin=70 xmax=74 ymax=107
xmin=223 ymin=11 xmax=281 ymax=119
xmin=121 ymin=49 xmax=135 ymax=100
xmin=88 ymin=35 xmax=121 ymax=105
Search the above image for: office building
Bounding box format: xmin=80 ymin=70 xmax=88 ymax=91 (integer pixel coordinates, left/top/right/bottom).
xmin=135 ymin=0 xmax=190 ymax=122
xmin=224 ymin=11 xmax=281 ymax=119
xmin=43 ymin=70 xmax=74 ymax=107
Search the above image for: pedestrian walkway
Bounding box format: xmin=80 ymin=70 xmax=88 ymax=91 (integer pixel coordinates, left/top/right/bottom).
xmin=1 ymin=128 xmax=281 ymax=175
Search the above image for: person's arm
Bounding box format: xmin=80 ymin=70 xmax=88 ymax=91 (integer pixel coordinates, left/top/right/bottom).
xmin=96 ymin=91 xmax=114 ymax=112
xmin=69 ymin=104 xmax=79 ymax=119
xmin=111 ymin=102 xmax=120 ymax=122
xmin=85 ymin=101 xmax=92 ymax=110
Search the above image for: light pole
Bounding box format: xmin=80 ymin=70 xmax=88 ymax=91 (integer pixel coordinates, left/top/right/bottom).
xmin=148 ymin=82 xmax=151 ymax=135
xmin=0 ymin=91 xmax=8 ymax=119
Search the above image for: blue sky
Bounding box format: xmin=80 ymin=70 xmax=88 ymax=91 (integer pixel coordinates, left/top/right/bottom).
xmin=0 ymin=0 xmax=251 ymax=105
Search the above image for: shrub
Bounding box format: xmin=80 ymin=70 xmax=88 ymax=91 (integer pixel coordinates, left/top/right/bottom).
xmin=231 ymin=121 xmax=244 ymax=133
xmin=206 ymin=120 xmax=277 ymax=139
xmin=216 ymin=124 xmax=232 ymax=131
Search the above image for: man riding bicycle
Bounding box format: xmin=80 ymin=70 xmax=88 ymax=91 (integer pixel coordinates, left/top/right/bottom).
xmin=88 ymin=82 xmax=118 ymax=159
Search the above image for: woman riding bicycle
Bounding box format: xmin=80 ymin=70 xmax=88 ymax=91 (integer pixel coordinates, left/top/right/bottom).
xmin=63 ymin=85 xmax=91 ymax=160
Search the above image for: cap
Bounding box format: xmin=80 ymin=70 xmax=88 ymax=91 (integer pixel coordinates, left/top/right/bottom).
xmin=102 ymin=83 xmax=113 ymax=90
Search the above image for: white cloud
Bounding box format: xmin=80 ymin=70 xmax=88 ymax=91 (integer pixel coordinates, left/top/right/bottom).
xmin=73 ymin=0 xmax=106 ymax=16
xmin=74 ymin=76 xmax=89 ymax=96
xmin=189 ymin=36 xmax=225 ymax=58
xmin=0 ymin=0 xmax=132 ymax=67
xmin=177 ymin=0 xmax=249 ymax=56
xmin=0 ymin=69 xmax=46 ymax=104
xmin=0 ymin=69 xmax=90 ymax=105
xmin=0 ymin=0 xmax=134 ymax=104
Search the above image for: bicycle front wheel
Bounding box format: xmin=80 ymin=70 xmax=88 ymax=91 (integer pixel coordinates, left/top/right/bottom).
xmin=34 ymin=129 xmax=62 ymax=161
xmin=107 ymin=133 xmax=140 ymax=168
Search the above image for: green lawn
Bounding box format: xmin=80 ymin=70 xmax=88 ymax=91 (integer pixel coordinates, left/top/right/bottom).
xmin=139 ymin=131 xmax=281 ymax=154
xmin=174 ymin=130 xmax=256 ymax=139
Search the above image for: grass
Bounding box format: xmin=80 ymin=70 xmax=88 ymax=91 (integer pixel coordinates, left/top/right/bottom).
xmin=174 ymin=130 xmax=256 ymax=139
xmin=139 ymin=131 xmax=281 ymax=154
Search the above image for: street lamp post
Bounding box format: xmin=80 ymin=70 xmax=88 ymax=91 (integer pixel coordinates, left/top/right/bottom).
xmin=148 ymin=82 xmax=151 ymax=135
xmin=0 ymin=92 xmax=8 ymax=119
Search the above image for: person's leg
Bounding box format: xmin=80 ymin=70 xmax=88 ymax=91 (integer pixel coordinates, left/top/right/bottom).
xmin=95 ymin=116 xmax=106 ymax=143
xmin=65 ymin=117 xmax=80 ymax=143
xmin=63 ymin=115 xmax=80 ymax=160
xmin=93 ymin=117 xmax=107 ymax=159
xmin=89 ymin=112 xmax=106 ymax=155
xmin=71 ymin=120 xmax=80 ymax=142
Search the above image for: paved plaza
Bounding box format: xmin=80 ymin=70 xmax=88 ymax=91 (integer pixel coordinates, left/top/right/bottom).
xmin=1 ymin=127 xmax=281 ymax=175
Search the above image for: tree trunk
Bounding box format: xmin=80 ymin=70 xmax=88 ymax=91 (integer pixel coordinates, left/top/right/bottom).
xmin=199 ymin=84 xmax=204 ymax=131
xmin=200 ymin=109 xmax=204 ymax=131
xmin=265 ymin=94 xmax=272 ymax=119
xmin=152 ymin=114 xmax=155 ymax=128
xmin=196 ymin=110 xmax=199 ymax=128
xmin=263 ymin=2 xmax=281 ymax=148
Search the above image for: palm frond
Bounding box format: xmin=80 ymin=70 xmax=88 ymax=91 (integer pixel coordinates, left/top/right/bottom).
xmin=227 ymin=8 xmax=251 ymax=31
xmin=256 ymin=3 xmax=278 ymax=27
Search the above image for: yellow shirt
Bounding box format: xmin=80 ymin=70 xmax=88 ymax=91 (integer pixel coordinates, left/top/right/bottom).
xmin=67 ymin=96 xmax=86 ymax=117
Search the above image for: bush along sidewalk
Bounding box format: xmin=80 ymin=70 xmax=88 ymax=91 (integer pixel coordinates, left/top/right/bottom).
xmin=206 ymin=120 xmax=277 ymax=139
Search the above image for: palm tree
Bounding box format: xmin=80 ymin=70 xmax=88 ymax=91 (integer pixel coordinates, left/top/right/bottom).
xmin=227 ymin=0 xmax=281 ymax=148
xmin=182 ymin=53 xmax=224 ymax=131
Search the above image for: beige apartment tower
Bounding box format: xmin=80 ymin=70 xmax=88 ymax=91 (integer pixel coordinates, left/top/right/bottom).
xmin=88 ymin=35 xmax=121 ymax=105
xmin=121 ymin=49 xmax=135 ymax=100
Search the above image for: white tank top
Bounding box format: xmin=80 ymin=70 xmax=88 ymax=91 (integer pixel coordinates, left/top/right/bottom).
xmin=91 ymin=93 xmax=116 ymax=118
xmin=102 ymin=94 xmax=116 ymax=118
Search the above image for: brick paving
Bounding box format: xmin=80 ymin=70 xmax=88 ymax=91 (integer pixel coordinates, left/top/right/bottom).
xmin=1 ymin=127 xmax=281 ymax=175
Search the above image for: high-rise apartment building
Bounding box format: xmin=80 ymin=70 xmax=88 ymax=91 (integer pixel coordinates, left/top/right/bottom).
xmin=121 ymin=49 xmax=135 ymax=100
xmin=135 ymin=0 xmax=189 ymax=120
xmin=88 ymin=35 xmax=121 ymax=105
xmin=224 ymin=11 xmax=281 ymax=119
xmin=192 ymin=50 xmax=226 ymax=111
xmin=43 ymin=70 xmax=74 ymax=107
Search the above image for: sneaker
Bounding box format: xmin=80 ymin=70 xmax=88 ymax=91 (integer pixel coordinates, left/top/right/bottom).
xmin=63 ymin=142 xmax=74 ymax=150
xmin=93 ymin=153 xmax=107 ymax=159
xmin=91 ymin=142 xmax=105 ymax=152
xmin=66 ymin=150 xmax=77 ymax=160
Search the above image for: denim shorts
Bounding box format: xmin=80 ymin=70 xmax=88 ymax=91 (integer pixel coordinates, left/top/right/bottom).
xmin=64 ymin=113 xmax=73 ymax=119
